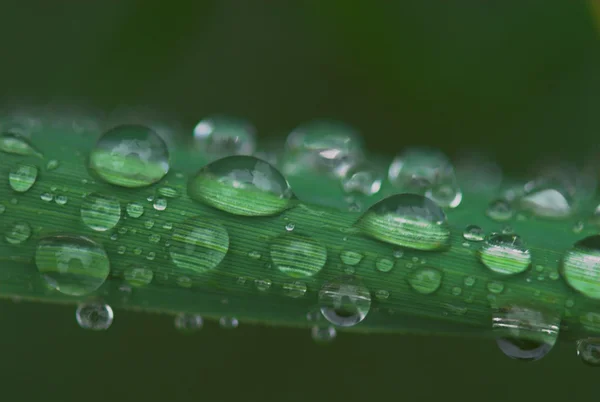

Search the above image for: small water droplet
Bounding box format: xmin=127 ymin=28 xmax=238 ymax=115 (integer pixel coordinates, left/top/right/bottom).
xmin=451 ymin=286 xmax=462 ymax=296
xmin=393 ymin=249 xmax=404 ymax=258
xmin=76 ymin=303 xmax=113 ymax=331
xmin=80 ymin=193 xmax=121 ymax=232
xmin=5 ymin=221 xmax=31 ymax=245
xmin=408 ymin=267 xmax=443 ymax=294
xmin=479 ymin=233 xmax=531 ymax=275
xmin=153 ymin=197 xmax=167 ymax=211
xmin=219 ymin=316 xmax=239 ymax=329
xmin=9 ymin=164 xmax=38 ymax=193
xmin=562 ymin=235 xmax=600 ymax=299
xmin=311 ymin=326 xmax=337 ymax=344
xmin=126 ymin=202 xmax=144 ymax=218
xmin=46 ymin=159 xmax=59 ymax=171
xmin=0 ymin=132 xmax=42 ymax=157
xmin=565 ymin=299 xmax=575 ymax=308
xmin=319 ymin=275 xmax=371 ymax=327
xmin=117 ymin=245 xmax=126 ymax=254
xmin=55 ymin=195 xmax=68 ymax=205
xmin=255 ymin=278 xmax=272 ymax=292
xmin=158 ymin=187 xmax=179 ymax=198
xmin=89 ymin=124 xmax=170 ymax=188
xmin=270 ymin=233 xmax=327 ymax=278
xmin=177 ymin=276 xmax=192 ymax=288
xmin=146 ymin=251 xmax=156 ymax=260
xmin=487 ymin=281 xmax=505 ymax=294
xmin=340 ymin=250 xmax=363 ymax=266
xmin=174 ymin=313 xmax=203 ymax=334
xmin=577 ymin=338 xmax=600 ymax=366
xmin=355 ymin=193 xmax=450 ymax=251
xmin=247 ymin=250 xmax=261 ymax=260
xmin=36 ymin=235 xmax=110 ymax=296
xmin=285 ymin=222 xmax=295 ymax=232
xmin=193 ymin=116 xmax=256 ymax=158
xmin=573 ymin=221 xmax=585 ymax=234
xmin=283 ymin=281 xmax=307 ymax=298
xmin=375 ymin=289 xmax=390 ymax=300
xmin=124 ymin=266 xmax=153 ymax=287
xmin=486 ymin=199 xmax=513 ymax=222
xmin=462 ymin=225 xmax=485 ymax=242
xmin=133 ymin=247 xmax=142 ymax=256
xmin=375 ymin=257 xmax=394 ymax=273
xmin=149 ymin=233 xmax=161 ymax=244
xmin=40 ymin=192 xmax=53 ymax=202
xmin=464 ymin=276 xmax=476 ymax=287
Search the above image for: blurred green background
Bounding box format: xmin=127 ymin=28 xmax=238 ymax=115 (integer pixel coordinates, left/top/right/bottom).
xmin=1 ymin=1 xmax=599 ymax=401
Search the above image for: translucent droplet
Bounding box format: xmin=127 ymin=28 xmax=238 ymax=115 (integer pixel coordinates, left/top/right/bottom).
xmin=479 ymin=233 xmax=531 ymax=275
xmin=375 ymin=289 xmax=390 ymax=300
xmin=573 ymin=221 xmax=585 ymax=234
xmin=8 ymin=164 xmax=38 ymax=193
xmin=46 ymin=159 xmax=59 ymax=171
xmin=124 ymin=266 xmax=154 ymax=287
xmin=177 ymin=276 xmax=192 ymax=288
xmin=486 ymin=199 xmax=513 ymax=222
xmin=157 ymin=186 xmax=179 ymax=198
xmin=464 ymin=276 xmax=476 ymax=287
xmin=144 ymin=220 xmax=154 ymax=229
xmin=407 ymin=267 xmax=443 ymax=295
xmin=5 ymin=221 xmax=31 ymax=245
xmin=247 ymin=250 xmax=261 ymax=260
xmin=319 ymin=276 xmax=371 ymax=327
xmin=393 ymin=249 xmax=404 ymax=258
xmin=375 ymin=257 xmax=394 ymax=273
xmin=169 ymin=216 xmax=229 ymax=274
xmin=342 ymin=160 xmax=384 ymax=196
xmin=487 ymin=281 xmax=505 ymax=294
xmin=311 ymin=326 xmax=337 ymax=344
xmin=451 ymin=286 xmax=462 ymax=296
xmin=388 ymin=148 xmax=462 ymax=208
xmin=355 ymin=193 xmax=450 ymax=251
xmin=89 ymin=124 xmax=169 ymax=188
xmin=76 ymin=303 xmax=113 ymax=331
xmin=577 ymin=338 xmax=600 ymax=366
xmin=35 ymin=235 xmax=110 ymax=296
xmin=562 ymin=235 xmax=600 ymax=299
xmin=193 ymin=116 xmax=256 ymax=158
xmin=55 ymin=195 xmax=68 ymax=205
xmin=40 ymin=192 xmax=53 ymax=202
xmin=255 ymin=278 xmax=272 ymax=292
xmin=219 ymin=316 xmax=239 ymax=329
xmin=148 ymin=234 xmax=161 ymax=244
xmin=492 ymin=305 xmax=559 ymax=361
xmin=270 ymin=234 xmax=327 ymax=278
xmin=340 ymin=250 xmax=363 ymax=266
xmin=188 ymin=155 xmax=293 ymax=217
xmin=0 ymin=132 xmax=42 ymax=157
xmin=80 ymin=193 xmax=121 ymax=232
xmin=285 ymin=223 xmax=295 ymax=232
xmin=153 ymin=197 xmax=167 ymax=211
xmin=283 ymin=281 xmax=307 ymax=298
xmin=521 ymin=189 xmax=572 ymax=219
xmin=463 ymin=225 xmax=484 ymax=242
xmin=174 ymin=313 xmax=203 ymax=334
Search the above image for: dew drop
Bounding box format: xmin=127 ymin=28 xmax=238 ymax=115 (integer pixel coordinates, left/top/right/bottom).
xmin=311 ymin=326 xmax=337 ymax=344
xmin=393 ymin=249 xmax=404 ymax=258
xmin=0 ymin=132 xmax=42 ymax=157
xmin=193 ymin=116 xmax=256 ymax=158
xmin=169 ymin=216 xmax=229 ymax=274
xmin=174 ymin=313 xmax=203 ymax=334
xmin=340 ymin=250 xmax=363 ymax=266
xmin=486 ymin=199 xmax=513 ymax=222
xmin=464 ymin=276 xmax=476 ymax=287
xmin=487 ymin=281 xmax=505 ymax=294
xmin=355 ymin=193 xmax=450 ymax=251
xmin=124 ymin=266 xmax=154 ymax=287
xmin=375 ymin=257 xmax=394 ymax=273
xmin=255 ymin=278 xmax=272 ymax=292
xmin=342 ymin=160 xmax=384 ymax=196
xmin=375 ymin=289 xmax=390 ymax=300
xmin=8 ymin=164 xmax=38 ymax=193
xmin=283 ymin=281 xmax=307 ymax=298
xmin=89 ymin=124 xmax=169 ymax=188
xmin=76 ymin=303 xmax=113 ymax=331
xmin=463 ymin=225 xmax=485 ymax=242
xmin=157 ymin=186 xmax=179 ymax=198
xmin=5 ymin=221 xmax=31 ymax=244
xmin=479 ymin=233 xmax=531 ymax=275
xmin=319 ymin=275 xmax=371 ymax=327
xmin=270 ymin=233 xmax=327 ymax=278
xmin=285 ymin=222 xmax=295 ymax=232
xmin=55 ymin=195 xmax=68 ymax=205
xmin=117 ymin=245 xmax=126 ymax=255
xmin=40 ymin=192 xmax=53 ymax=202
xmin=562 ymin=235 xmax=600 ymax=299
xmin=177 ymin=276 xmax=192 ymax=288
xmin=153 ymin=197 xmax=167 ymax=211
xmin=80 ymin=193 xmax=121 ymax=232
xmin=144 ymin=220 xmax=155 ymax=229
xmin=46 ymin=159 xmax=59 ymax=171
xmin=148 ymin=234 xmax=161 ymax=244
xmin=573 ymin=221 xmax=585 ymax=234
xmin=451 ymin=286 xmax=462 ymax=296
xmin=407 ymin=267 xmax=443 ymax=295
xmin=219 ymin=316 xmax=239 ymax=329
xmin=35 ymin=235 xmax=110 ymax=296
xmin=247 ymin=250 xmax=261 ymax=260
xmin=188 ymin=155 xmax=293 ymax=217
xmin=577 ymin=338 xmax=600 ymax=366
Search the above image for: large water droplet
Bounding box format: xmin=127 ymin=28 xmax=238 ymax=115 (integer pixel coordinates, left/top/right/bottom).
xmin=89 ymin=124 xmax=169 ymax=188
xmin=193 ymin=116 xmax=256 ymax=159
xmin=8 ymin=164 xmax=38 ymax=193
xmin=479 ymin=233 xmax=531 ymax=275
xmin=492 ymin=305 xmax=559 ymax=361
xmin=562 ymin=235 xmax=600 ymax=299
xmin=407 ymin=267 xmax=443 ymax=294
xmin=80 ymin=193 xmax=121 ymax=232
xmin=388 ymin=148 xmax=462 ymax=208
xmin=5 ymin=221 xmax=31 ymax=244
xmin=189 ymin=155 xmax=293 ymax=217
xmin=0 ymin=132 xmax=42 ymax=157
xmin=342 ymin=160 xmax=384 ymax=196
xmin=174 ymin=313 xmax=203 ymax=334
xmin=35 ymin=235 xmax=110 ymax=296
xmin=270 ymin=233 xmax=327 ymax=278
xmin=576 ymin=338 xmax=600 ymax=366
xmin=355 ymin=193 xmax=450 ymax=251
xmin=319 ymin=276 xmax=371 ymax=327
xmin=463 ymin=225 xmax=484 ymax=242
xmin=311 ymin=326 xmax=337 ymax=344
xmin=124 ymin=266 xmax=154 ymax=287
xmin=169 ymin=216 xmax=229 ymax=274
xmin=76 ymin=303 xmax=114 ymax=331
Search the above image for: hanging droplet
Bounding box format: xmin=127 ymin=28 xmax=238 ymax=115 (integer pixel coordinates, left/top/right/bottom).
xmin=319 ymin=275 xmax=371 ymax=327
xmin=76 ymin=303 xmax=114 ymax=331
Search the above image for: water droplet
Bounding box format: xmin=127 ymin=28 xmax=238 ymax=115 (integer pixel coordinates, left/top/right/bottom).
xmin=189 ymin=155 xmax=293 ymax=217
xmin=174 ymin=313 xmax=203 ymax=334
xmin=219 ymin=316 xmax=239 ymax=329
xmin=270 ymin=234 xmax=327 ymax=278
xmin=355 ymin=193 xmax=450 ymax=251
xmin=153 ymin=197 xmax=167 ymax=211
xmin=177 ymin=276 xmax=192 ymax=288
xmin=375 ymin=257 xmax=394 ymax=273
xmin=479 ymin=233 xmax=531 ymax=275
xmin=283 ymin=281 xmax=307 ymax=298
xmin=55 ymin=195 xmax=68 ymax=205
xmin=562 ymin=235 xmax=600 ymax=299
xmin=0 ymin=132 xmax=42 ymax=157
xmin=146 ymin=251 xmax=156 ymax=260
xmin=148 ymin=234 xmax=161 ymax=244
xmin=247 ymin=250 xmax=261 ymax=260
xmin=118 ymin=227 xmax=128 ymax=235
xmin=144 ymin=220 xmax=155 ymax=229
xmin=340 ymin=250 xmax=363 ymax=266
xmin=486 ymin=199 xmax=513 ymax=222
xmin=193 ymin=116 xmax=256 ymax=158
xmin=40 ymin=192 xmax=53 ymax=202
xmin=462 ymin=225 xmax=484 ymax=242
xmin=8 ymin=164 xmax=38 ymax=193
xmin=89 ymin=124 xmax=169 ymax=188
xmin=124 ymin=266 xmax=154 ymax=287
xmin=285 ymin=222 xmax=295 ymax=232
xmin=451 ymin=286 xmax=462 ymax=296
xmin=117 ymin=245 xmax=126 ymax=254
xmin=388 ymin=148 xmax=462 ymax=208
xmin=76 ymin=303 xmax=113 ymax=330
xmin=163 ymin=222 xmax=173 ymax=230
xmin=487 ymin=281 xmax=505 ymax=294
xmin=80 ymin=193 xmax=121 ymax=232
xmin=408 ymin=267 xmax=443 ymax=294
xmin=5 ymin=221 xmax=31 ymax=245
xmin=311 ymin=326 xmax=337 ymax=344
xmin=46 ymin=159 xmax=59 ymax=171
xmin=169 ymin=216 xmax=229 ymax=274
xmin=521 ymin=188 xmax=572 ymax=219
xmin=573 ymin=221 xmax=584 ymax=234
xmin=577 ymin=338 xmax=600 ymax=366
xmin=464 ymin=276 xmax=476 ymax=287
xmin=35 ymin=235 xmax=110 ymax=296
xmin=393 ymin=249 xmax=404 ymax=258
xmin=319 ymin=276 xmax=371 ymax=327
xmin=375 ymin=289 xmax=390 ymax=300
xmin=342 ymin=160 xmax=384 ymax=196
xmin=157 ymin=186 xmax=179 ymax=198
xmin=492 ymin=305 xmax=559 ymax=361
xmin=255 ymin=278 xmax=272 ymax=292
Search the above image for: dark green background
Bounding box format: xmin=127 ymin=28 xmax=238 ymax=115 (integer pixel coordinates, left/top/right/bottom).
xmin=1 ymin=1 xmax=599 ymax=401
